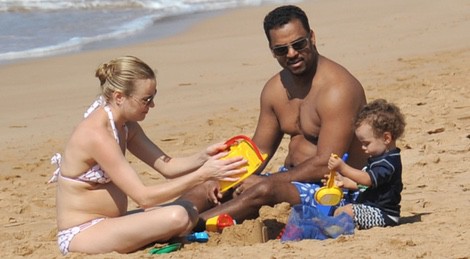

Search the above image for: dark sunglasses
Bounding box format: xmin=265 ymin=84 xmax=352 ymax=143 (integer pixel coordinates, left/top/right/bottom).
xmin=271 ymin=35 xmax=310 ymax=56
xmin=131 ymin=94 xmax=155 ymax=106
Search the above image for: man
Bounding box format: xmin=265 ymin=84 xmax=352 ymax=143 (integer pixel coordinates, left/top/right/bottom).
xmin=183 ymin=5 xmax=367 ymax=225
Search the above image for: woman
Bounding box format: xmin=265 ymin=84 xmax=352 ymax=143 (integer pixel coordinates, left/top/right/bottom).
xmin=48 ymin=56 xmax=246 ymax=255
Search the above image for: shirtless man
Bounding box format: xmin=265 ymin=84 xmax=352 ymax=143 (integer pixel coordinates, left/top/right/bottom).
xmin=183 ymin=5 xmax=368 ymax=225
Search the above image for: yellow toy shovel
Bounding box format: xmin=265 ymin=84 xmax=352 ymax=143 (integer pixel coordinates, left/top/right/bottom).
xmin=314 ymin=153 xmax=347 ymax=206
xmin=219 ymin=135 xmax=267 ymax=193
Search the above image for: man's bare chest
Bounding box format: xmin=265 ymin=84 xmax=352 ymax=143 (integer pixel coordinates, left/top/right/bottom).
xmin=277 ymin=99 xmax=320 ymax=140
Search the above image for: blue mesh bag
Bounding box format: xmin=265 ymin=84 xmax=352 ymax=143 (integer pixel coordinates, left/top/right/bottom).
xmin=281 ymin=204 xmax=355 ymax=241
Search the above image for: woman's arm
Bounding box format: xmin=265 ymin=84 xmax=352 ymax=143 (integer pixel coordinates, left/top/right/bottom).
xmin=87 ymin=124 xmax=246 ymax=208
xmin=126 ymin=121 xmax=227 ymax=179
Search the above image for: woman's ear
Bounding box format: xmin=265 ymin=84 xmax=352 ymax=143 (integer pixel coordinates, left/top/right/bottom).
xmin=113 ymin=91 xmax=125 ymax=106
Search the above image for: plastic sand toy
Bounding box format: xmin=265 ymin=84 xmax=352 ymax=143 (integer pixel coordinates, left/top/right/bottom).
xmin=314 ymin=153 xmax=348 ymax=206
xmin=186 ymin=232 xmax=209 ymax=243
xmin=205 ymin=214 xmax=236 ymax=232
xmin=149 ymin=243 xmax=182 ymax=254
xmin=219 ymin=135 xmax=267 ymax=193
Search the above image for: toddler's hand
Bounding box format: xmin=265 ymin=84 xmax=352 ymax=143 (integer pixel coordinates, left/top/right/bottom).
xmin=328 ymin=153 xmax=343 ymax=171
xmin=322 ymin=172 xmax=344 ymax=188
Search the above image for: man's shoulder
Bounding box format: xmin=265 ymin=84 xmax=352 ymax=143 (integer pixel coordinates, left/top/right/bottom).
xmin=261 ymin=72 xmax=285 ymax=96
xmin=264 ymin=72 xmax=282 ymax=87
xmin=315 ymin=57 xmax=364 ymax=100
xmin=317 ymin=56 xmax=360 ymax=83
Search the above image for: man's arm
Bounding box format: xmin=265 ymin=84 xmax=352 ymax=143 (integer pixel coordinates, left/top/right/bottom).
xmin=251 ymin=80 xmax=284 ymax=173
xmin=269 ymin=75 xmax=365 ymax=183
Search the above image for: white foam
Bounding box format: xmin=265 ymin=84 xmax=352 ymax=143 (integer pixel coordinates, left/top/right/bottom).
xmin=0 ymin=0 xmax=302 ymax=63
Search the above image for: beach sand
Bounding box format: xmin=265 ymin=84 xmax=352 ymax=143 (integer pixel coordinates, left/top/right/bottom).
xmin=1 ymin=0 xmax=469 ymax=258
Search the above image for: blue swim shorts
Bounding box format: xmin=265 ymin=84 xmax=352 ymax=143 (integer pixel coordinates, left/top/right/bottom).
xmin=265 ymin=166 xmax=359 ymax=214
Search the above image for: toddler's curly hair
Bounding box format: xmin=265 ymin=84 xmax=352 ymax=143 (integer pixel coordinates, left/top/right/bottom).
xmin=355 ymin=99 xmax=406 ymax=140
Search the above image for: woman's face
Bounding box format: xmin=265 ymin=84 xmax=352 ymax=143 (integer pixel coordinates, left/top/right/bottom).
xmin=125 ymin=78 xmax=157 ymax=121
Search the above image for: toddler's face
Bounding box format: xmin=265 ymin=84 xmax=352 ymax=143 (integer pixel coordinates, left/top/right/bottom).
xmin=355 ymin=123 xmax=388 ymax=157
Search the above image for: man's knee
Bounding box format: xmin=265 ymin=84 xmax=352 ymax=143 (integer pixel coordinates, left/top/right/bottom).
xmin=245 ymin=180 xmax=276 ymax=203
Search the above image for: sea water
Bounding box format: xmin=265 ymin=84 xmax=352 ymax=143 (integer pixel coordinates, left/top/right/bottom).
xmin=0 ymin=0 xmax=302 ymax=64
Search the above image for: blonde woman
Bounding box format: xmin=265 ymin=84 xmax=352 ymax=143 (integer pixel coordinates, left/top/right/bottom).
xmin=48 ymin=56 xmax=246 ymax=255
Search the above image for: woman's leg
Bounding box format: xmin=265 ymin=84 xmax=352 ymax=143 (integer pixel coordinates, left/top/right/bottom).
xmin=69 ymin=204 xmax=195 ymax=254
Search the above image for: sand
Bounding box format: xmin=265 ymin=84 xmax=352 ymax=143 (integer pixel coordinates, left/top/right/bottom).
xmin=0 ymin=0 xmax=469 ymax=258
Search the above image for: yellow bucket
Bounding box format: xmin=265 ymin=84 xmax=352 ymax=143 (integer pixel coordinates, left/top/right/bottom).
xmin=219 ymin=135 xmax=267 ymax=193
xmin=314 ymin=170 xmax=343 ymax=206
xmin=314 ymin=154 xmax=344 ymax=206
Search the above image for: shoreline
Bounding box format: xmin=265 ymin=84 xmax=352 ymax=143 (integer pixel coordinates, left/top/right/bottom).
xmin=0 ymin=9 xmax=226 ymax=67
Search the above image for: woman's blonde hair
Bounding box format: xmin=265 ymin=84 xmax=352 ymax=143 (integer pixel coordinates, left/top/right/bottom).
xmin=95 ymin=56 xmax=156 ymax=102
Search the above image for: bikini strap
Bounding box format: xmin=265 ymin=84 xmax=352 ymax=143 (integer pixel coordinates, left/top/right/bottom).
xmin=48 ymin=98 xmax=124 ymax=184
xmin=48 ymin=153 xmax=62 ymax=183
xmin=103 ymin=106 xmax=120 ymax=144
xmin=84 ymin=96 xmax=105 ymax=118
xmin=83 ymin=96 xmax=122 ymax=144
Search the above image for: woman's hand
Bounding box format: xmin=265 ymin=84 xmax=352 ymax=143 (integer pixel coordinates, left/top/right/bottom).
xmin=198 ymin=142 xmax=228 ymax=164
xmin=199 ymin=151 xmax=247 ymax=182
xmin=205 ymin=142 xmax=228 ymax=156
xmin=195 ymin=142 xmax=229 ymax=168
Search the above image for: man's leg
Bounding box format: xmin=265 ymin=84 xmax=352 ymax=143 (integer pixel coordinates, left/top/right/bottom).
xmin=199 ymin=179 xmax=301 ymax=224
xmin=178 ymin=181 xmax=217 ymax=214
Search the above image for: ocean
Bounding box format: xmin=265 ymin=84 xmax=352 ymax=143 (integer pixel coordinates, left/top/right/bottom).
xmin=0 ymin=0 xmax=302 ymax=65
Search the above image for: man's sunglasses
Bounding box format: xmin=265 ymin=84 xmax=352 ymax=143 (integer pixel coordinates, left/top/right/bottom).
xmin=271 ymin=35 xmax=310 ymax=56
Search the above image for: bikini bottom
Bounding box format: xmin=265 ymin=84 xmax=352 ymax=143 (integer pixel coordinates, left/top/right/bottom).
xmin=57 ymin=217 xmax=105 ymax=255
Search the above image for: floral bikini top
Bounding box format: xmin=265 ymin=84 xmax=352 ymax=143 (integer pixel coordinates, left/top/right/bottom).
xmin=48 ymin=96 xmax=127 ymax=184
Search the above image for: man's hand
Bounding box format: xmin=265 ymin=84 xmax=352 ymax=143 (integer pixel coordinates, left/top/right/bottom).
xmin=206 ymin=180 xmax=223 ymax=205
xmin=232 ymin=174 xmax=266 ymax=197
